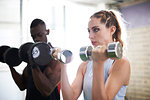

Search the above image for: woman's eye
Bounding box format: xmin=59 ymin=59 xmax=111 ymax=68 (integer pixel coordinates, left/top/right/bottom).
xmin=88 ymin=29 xmax=90 ymax=33
xmin=93 ymin=28 xmax=99 ymax=32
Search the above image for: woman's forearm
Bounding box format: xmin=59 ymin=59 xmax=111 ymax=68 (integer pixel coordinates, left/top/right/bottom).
xmin=92 ymin=62 xmax=107 ymax=100
xmin=61 ymin=65 xmax=75 ymax=100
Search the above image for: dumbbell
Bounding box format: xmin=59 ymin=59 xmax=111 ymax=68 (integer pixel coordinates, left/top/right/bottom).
xmin=18 ymin=42 xmax=34 ymax=63
xmin=0 ymin=45 xmax=22 ymax=66
xmin=0 ymin=42 xmax=34 ymax=67
xmin=29 ymin=42 xmax=73 ymax=66
xmin=4 ymin=42 xmax=34 ymax=66
xmin=0 ymin=45 xmax=10 ymax=63
xmin=4 ymin=47 xmax=22 ymax=66
xmin=80 ymin=42 xmax=123 ymax=61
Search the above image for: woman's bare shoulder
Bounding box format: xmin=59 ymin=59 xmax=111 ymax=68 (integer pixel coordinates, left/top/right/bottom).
xmin=114 ymin=56 xmax=130 ymax=66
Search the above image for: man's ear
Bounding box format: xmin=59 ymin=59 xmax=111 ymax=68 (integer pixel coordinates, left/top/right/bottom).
xmin=110 ymin=26 xmax=116 ymax=35
xmin=46 ymin=29 xmax=50 ymax=35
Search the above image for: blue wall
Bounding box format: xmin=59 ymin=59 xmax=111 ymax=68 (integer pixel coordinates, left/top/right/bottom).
xmin=120 ymin=1 xmax=150 ymax=28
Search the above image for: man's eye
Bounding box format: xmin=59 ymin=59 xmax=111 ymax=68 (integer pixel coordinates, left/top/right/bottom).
xmin=37 ymin=33 xmax=42 ymax=37
xmin=93 ymin=28 xmax=99 ymax=32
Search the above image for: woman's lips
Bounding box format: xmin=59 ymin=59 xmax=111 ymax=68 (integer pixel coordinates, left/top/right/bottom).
xmin=91 ymin=41 xmax=97 ymax=45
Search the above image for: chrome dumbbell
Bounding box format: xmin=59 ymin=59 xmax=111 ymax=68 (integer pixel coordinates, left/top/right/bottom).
xmin=80 ymin=42 xmax=123 ymax=61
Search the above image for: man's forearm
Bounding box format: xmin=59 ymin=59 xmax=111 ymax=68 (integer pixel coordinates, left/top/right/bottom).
xmin=9 ymin=67 xmax=26 ymax=90
xmin=32 ymin=67 xmax=60 ymax=97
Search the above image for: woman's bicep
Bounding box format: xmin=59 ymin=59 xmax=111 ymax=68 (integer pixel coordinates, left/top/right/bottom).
xmin=105 ymin=57 xmax=130 ymax=99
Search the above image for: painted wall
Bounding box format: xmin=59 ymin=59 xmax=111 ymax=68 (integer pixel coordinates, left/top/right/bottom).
xmin=120 ymin=1 xmax=150 ymax=28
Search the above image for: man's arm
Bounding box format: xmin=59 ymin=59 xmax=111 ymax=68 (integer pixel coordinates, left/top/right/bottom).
xmin=31 ymin=60 xmax=61 ymax=97
xmin=9 ymin=66 xmax=28 ymax=91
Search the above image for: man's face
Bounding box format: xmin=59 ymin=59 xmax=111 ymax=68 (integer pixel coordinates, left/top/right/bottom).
xmin=30 ymin=24 xmax=48 ymax=43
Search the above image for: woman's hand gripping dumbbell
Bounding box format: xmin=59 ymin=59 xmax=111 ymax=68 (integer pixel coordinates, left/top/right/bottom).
xmin=79 ymin=42 xmax=123 ymax=61
xmin=30 ymin=42 xmax=73 ymax=66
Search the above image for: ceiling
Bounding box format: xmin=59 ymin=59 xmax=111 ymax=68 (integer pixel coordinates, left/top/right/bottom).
xmin=68 ymin=0 xmax=137 ymax=6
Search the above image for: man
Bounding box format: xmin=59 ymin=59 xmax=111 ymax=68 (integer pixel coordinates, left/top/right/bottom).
xmin=9 ymin=19 xmax=61 ymax=100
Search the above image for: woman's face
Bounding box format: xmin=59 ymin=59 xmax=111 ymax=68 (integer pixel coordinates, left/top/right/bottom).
xmin=88 ymin=17 xmax=114 ymax=48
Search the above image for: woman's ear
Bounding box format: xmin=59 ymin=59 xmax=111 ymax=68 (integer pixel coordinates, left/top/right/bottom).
xmin=46 ymin=29 xmax=50 ymax=35
xmin=110 ymin=26 xmax=116 ymax=35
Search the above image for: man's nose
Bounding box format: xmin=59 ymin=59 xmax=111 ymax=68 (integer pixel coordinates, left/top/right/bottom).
xmin=34 ymin=37 xmax=41 ymax=42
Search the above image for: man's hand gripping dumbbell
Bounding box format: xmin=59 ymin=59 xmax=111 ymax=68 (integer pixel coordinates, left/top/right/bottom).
xmin=80 ymin=42 xmax=123 ymax=61
xmin=30 ymin=42 xmax=73 ymax=66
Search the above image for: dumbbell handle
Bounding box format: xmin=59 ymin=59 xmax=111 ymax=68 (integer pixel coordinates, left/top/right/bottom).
xmin=50 ymin=48 xmax=72 ymax=64
xmin=80 ymin=42 xmax=123 ymax=61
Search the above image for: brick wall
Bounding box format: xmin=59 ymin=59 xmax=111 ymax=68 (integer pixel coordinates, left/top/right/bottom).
xmin=125 ymin=26 xmax=150 ymax=100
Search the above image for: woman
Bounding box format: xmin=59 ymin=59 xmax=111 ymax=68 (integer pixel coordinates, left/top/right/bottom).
xmin=61 ymin=10 xmax=130 ymax=100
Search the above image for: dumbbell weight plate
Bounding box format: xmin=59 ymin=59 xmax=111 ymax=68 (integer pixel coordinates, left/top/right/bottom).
xmin=80 ymin=46 xmax=92 ymax=61
xmin=0 ymin=45 xmax=10 ymax=63
xmin=30 ymin=42 xmax=52 ymax=66
xmin=58 ymin=50 xmax=73 ymax=64
xmin=4 ymin=48 xmax=22 ymax=66
xmin=18 ymin=42 xmax=34 ymax=63
xmin=107 ymin=42 xmax=123 ymax=59
xmin=116 ymin=42 xmax=123 ymax=59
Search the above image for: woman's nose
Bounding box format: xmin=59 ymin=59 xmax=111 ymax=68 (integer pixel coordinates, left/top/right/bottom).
xmin=89 ymin=33 xmax=94 ymax=39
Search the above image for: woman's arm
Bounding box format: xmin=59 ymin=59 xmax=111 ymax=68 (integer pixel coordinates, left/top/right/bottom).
xmin=61 ymin=62 xmax=87 ymax=100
